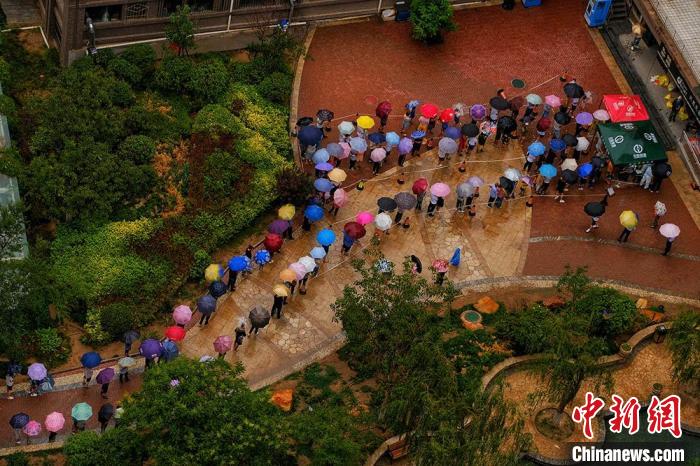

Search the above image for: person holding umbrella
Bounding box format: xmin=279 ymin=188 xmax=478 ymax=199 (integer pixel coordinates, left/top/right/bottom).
xmin=118 ymin=356 xmax=134 ymax=383
xmin=98 ymin=403 xmax=114 ymax=433
xmin=271 ymin=287 xmax=286 ymax=319
xmin=233 ymin=322 xmax=247 ymax=352
xmin=410 ymin=130 xmax=425 ymax=159
xmin=249 ymin=305 xmax=271 ymax=335
xmin=45 ymin=412 xmax=64 ymax=443
xmin=651 ymin=201 xmax=667 ymax=228
xmin=214 ymin=335 xmax=233 ymax=359
xmin=659 ymin=223 xmax=680 ymax=256
xmin=618 ymin=210 xmax=639 ymax=243
xmin=96 ymin=367 xmax=114 ymax=399
xmin=585 ymin=201 xmax=605 ymax=233
xmin=123 ymin=330 xmax=139 ymax=356
xmin=197 ymin=294 xmax=217 ymax=326
xmin=5 ymin=363 xmax=18 ymax=400
xmin=412 ymin=178 xmax=428 ymax=211
xmin=71 ymin=403 xmax=92 ymax=433
xmin=10 ymin=413 xmax=29 ymax=444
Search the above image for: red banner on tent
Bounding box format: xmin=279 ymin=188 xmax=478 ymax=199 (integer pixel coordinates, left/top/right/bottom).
xmin=603 ymin=95 xmax=650 ymax=122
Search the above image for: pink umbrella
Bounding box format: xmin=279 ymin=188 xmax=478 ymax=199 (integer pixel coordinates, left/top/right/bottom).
xmin=430 ymin=182 xmax=451 ymax=197
xmin=521 ymin=176 xmax=532 ymax=186
xmin=333 ymin=188 xmax=349 ymax=207
xmin=545 ymin=95 xmax=561 ymax=107
xmin=337 ymin=142 xmax=351 ymax=159
xmin=23 ymin=420 xmax=41 ymax=437
xmin=213 ymin=335 xmax=233 ymax=354
xmin=659 ymin=223 xmax=680 ymax=238
xmin=289 ymin=262 xmax=307 ymax=280
xmin=173 ymin=305 xmax=192 ymax=325
xmin=370 ymin=148 xmax=387 ymax=162
xmin=45 ymin=412 xmax=65 ymax=433
xmin=593 ymin=109 xmax=610 ymax=121
xmin=432 ymin=259 xmax=449 ymax=273
xmin=356 ymin=211 xmax=375 ymax=225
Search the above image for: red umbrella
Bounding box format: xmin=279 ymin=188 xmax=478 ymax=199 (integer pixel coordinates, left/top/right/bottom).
xmin=439 ymin=108 xmax=455 ymax=123
xmin=536 ymin=116 xmax=551 ymax=131
xmin=412 ymin=178 xmax=429 ymax=194
xmin=213 ymin=335 xmax=233 ymax=354
xmin=375 ymin=100 xmax=392 ymax=118
xmin=165 ymin=326 xmax=186 ymax=342
xmin=344 ymin=222 xmax=367 ymax=240
xmin=263 ymin=233 xmax=283 ymax=252
xmin=420 ymin=103 xmax=439 ymax=119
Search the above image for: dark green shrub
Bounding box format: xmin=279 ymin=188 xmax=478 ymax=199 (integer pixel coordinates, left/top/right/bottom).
xmin=120 ymin=43 xmax=156 ymax=77
xmin=409 ymin=0 xmax=457 ymax=43
xmin=65 ymin=429 xmax=144 ymax=466
xmin=256 ymin=71 xmax=293 ymax=106
xmin=203 ymin=149 xmax=243 ymax=201
xmin=189 ymin=249 xmax=211 ymax=281
xmin=33 ymin=327 xmax=70 ymax=368
xmin=189 ymin=60 xmax=229 ymax=106
xmin=275 ymin=167 xmax=313 ymax=205
xmin=107 ymin=57 xmax=143 ymax=86
xmin=154 ymin=55 xmax=194 ymax=94
xmin=576 ymin=286 xmax=639 ymax=338
xmin=118 ymin=135 xmax=156 ymax=164
xmin=5 ymin=452 xmax=29 ymax=466
xmin=493 ymin=304 xmax=560 ymax=355
xmin=0 ymin=57 xmax=9 ymax=84
xmin=99 ymin=302 xmax=150 ymax=340
xmin=192 ymin=104 xmax=242 ymax=136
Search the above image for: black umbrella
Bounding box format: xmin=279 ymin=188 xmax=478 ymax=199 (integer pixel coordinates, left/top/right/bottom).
xmin=499 ymin=176 xmax=514 ymax=192
xmin=316 ymin=109 xmax=334 ymax=122
xmin=591 ymin=155 xmax=604 ymax=168
xmin=461 ymin=123 xmax=479 ymax=137
xmin=497 ymin=116 xmax=517 ymax=131
xmin=123 ymin=330 xmax=140 ymax=345
xmin=489 ymin=96 xmax=509 ymax=110
xmin=7 ymin=362 xmax=22 ymax=376
xmin=653 ymin=162 xmax=672 ymax=178
xmin=562 ymin=169 xmax=579 ymax=184
xmin=9 ymin=413 xmax=29 ymax=429
xmin=554 ymin=111 xmax=571 ymax=125
xmin=563 ymin=82 xmax=585 ymax=98
xmin=209 ymin=281 xmax=227 ymax=299
xmin=249 ymin=305 xmax=271 ymax=328
xmin=394 ymin=192 xmax=417 ymax=211
xmin=562 ymin=134 xmax=577 ymax=147
xmin=584 ymin=202 xmax=605 ymax=217
xmin=377 ymin=197 xmax=398 ymax=212
xmin=296 ymin=116 xmax=314 ymax=127
xmin=410 ymin=255 xmax=422 ymax=273
xmin=298 ymin=126 xmax=323 ymax=146
xmin=98 ymin=403 xmax=114 ymax=421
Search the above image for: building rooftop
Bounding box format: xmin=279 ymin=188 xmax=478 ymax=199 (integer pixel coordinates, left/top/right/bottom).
xmin=649 ymin=0 xmax=700 ymax=84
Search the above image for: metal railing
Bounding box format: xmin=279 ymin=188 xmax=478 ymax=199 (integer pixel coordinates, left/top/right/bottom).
xmin=647 ymin=0 xmax=700 ymax=81
xmin=678 ymin=131 xmax=700 ymax=185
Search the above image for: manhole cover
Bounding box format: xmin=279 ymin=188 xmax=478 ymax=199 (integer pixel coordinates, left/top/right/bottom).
xmin=511 ymin=78 xmax=526 ymax=89
xmin=364 ymin=95 xmax=378 ymax=106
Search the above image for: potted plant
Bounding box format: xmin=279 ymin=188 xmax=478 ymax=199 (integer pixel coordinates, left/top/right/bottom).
xmin=619 ymin=342 xmax=632 ymax=358
xmin=409 ymin=0 xmax=457 ymax=44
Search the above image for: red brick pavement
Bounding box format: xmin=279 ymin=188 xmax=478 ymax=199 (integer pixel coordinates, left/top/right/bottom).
xmin=0 ymin=377 xmax=142 ymax=447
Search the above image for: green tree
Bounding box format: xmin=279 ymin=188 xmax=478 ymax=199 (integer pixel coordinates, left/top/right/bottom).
xmin=113 ymin=358 xmax=292 ymax=465
xmin=409 ymin=0 xmax=457 ymax=43
xmin=165 ymin=6 xmax=195 ymax=56
xmin=557 ymin=265 xmax=591 ymax=309
xmin=64 ymin=429 xmax=145 ymax=466
xmin=410 ymin=385 xmax=531 ymax=466
xmin=332 ymin=250 xmax=457 ymax=431
xmin=0 ymin=201 xmax=26 ymax=258
xmin=667 ymin=310 xmax=700 ymax=389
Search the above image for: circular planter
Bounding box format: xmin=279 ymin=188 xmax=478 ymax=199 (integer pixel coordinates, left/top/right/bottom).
xmin=619 ymin=343 xmax=632 ymax=358
xmin=460 ymin=310 xmax=483 ymax=331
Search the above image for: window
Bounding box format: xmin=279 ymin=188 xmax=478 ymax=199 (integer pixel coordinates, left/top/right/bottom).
xmin=162 ymin=0 xmax=183 ymax=15
xmin=126 ymin=2 xmax=148 ymax=19
xmin=189 ymin=0 xmax=214 ymax=11
xmin=85 ymin=6 xmax=122 ymax=23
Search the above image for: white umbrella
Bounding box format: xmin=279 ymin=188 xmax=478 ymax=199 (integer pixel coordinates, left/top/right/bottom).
xmin=659 ymin=223 xmax=680 ymax=239
xmin=338 ymin=121 xmax=354 ymax=135
xmin=298 ymin=256 xmax=317 ymax=273
xmin=576 ymin=137 xmax=590 ymax=152
xmin=456 ymin=182 xmax=474 ymax=198
xmin=438 ymin=137 xmax=458 ymax=155
xmin=374 ymin=213 xmax=392 ymax=231
xmin=561 ymin=158 xmax=578 ymax=171
xmin=503 ymin=168 xmax=521 ymax=182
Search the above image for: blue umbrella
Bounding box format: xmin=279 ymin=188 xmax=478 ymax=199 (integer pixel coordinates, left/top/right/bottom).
xmin=310 ymin=247 xmax=327 ymax=259
xmin=550 ymin=138 xmax=566 ymax=152
xmin=528 ymin=141 xmax=545 ymax=156
xmin=326 ymin=143 xmax=343 ymax=157
xmin=298 ymin=126 xmax=323 ymax=146
xmin=411 ymin=130 xmax=426 ymax=139
xmin=228 ymin=255 xmax=249 ymax=273
xmin=304 ymin=205 xmax=324 ymax=222
xmin=444 ymin=126 xmax=461 ymax=140
xmin=209 ymin=280 xmax=227 ymax=299
xmin=80 ymin=352 xmax=101 ymax=369
xmin=539 ymin=164 xmax=557 ymax=178
xmin=368 ymin=132 xmax=386 ymax=144
xmin=578 ymin=163 xmax=593 ymax=178
xmin=161 ymin=340 xmax=179 ymax=362
xmin=450 ymin=248 xmax=461 ymax=266
xmin=9 ymin=413 xmax=29 ymax=429
xmin=385 ymin=131 xmax=400 ymax=147
xmin=317 ymin=229 xmax=336 ymax=246
xmin=315 ymin=162 xmax=334 ymax=172
xmin=139 ymin=339 xmax=163 ymax=359
xmin=314 ymin=178 xmax=333 ymax=193
xmin=406 ymin=100 xmax=420 ymax=110
xmin=197 ymin=294 xmax=217 ymax=315
xmin=312 ymin=149 xmax=330 ymax=164
xmin=254 ymin=250 xmax=271 ymax=265
xmin=349 ymin=137 xmax=367 ymax=153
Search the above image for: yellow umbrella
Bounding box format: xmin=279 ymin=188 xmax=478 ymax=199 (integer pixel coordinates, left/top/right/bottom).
xmin=356 ymin=115 xmax=375 ymax=130
xmin=205 ymin=264 xmax=222 ymax=282
xmin=278 ymin=204 xmax=295 ymax=221
xmin=619 ymin=210 xmax=638 ymax=229
xmin=279 ymin=269 xmax=297 ymax=282
xmin=272 ymin=284 xmax=290 ymax=297
xmin=328 ymin=168 xmax=347 ymax=184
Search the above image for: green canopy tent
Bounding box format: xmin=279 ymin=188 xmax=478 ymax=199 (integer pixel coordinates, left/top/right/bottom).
xmin=598 ymin=121 xmax=667 ymax=166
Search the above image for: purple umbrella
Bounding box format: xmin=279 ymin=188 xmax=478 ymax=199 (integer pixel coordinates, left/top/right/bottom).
xmin=27 ymin=363 xmax=47 ymax=381
xmin=268 ymin=219 xmax=289 ymax=235
xmin=398 ymin=137 xmax=413 ymax=155
xmin=468 ymin=176 xmax=485 ymax=187
xmin=575 ymin=112 xmax=593 ymax=125
xmin=315 ymin=162 xmax=334 ymax=172
xmin=444 ymin=126 xmax=461 ymax=140
xmin=470 ymin=104 xmax=487 ymax=120
xmin=139 ymin=339 xmax=163 ymax=359
xmin=326 ymin=143 xmax=343 ymax=157
xmin=96 ymin=368 xmax=114 ymax=384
